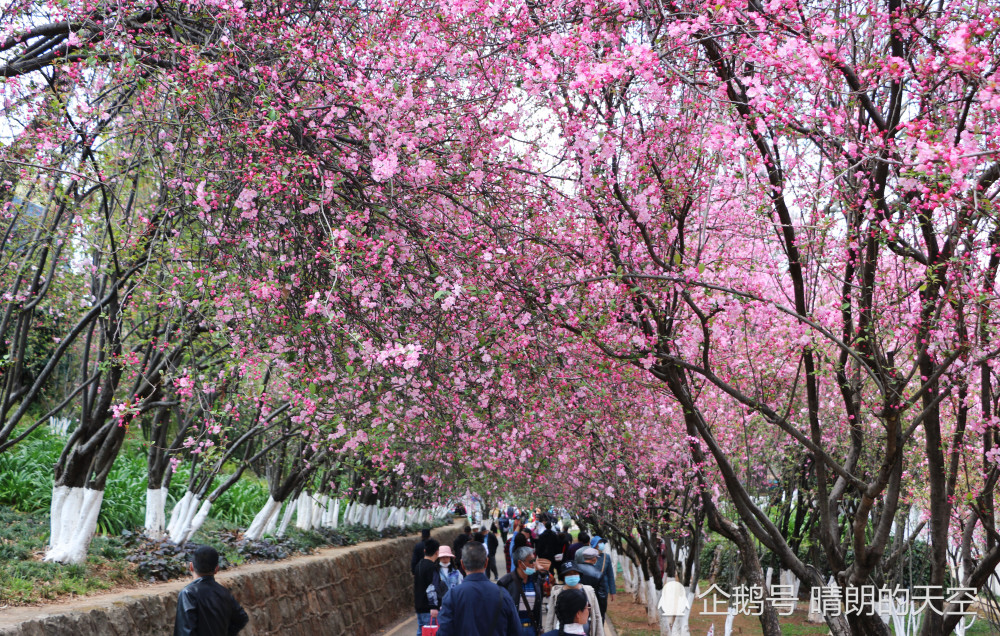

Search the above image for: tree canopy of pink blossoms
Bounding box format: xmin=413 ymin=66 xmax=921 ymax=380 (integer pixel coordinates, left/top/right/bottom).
xmin=2 ymin=0 xmax=1000 ymax=633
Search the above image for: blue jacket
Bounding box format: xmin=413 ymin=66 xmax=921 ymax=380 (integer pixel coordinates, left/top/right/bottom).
xmin=437 ymin=573 xmax=521 ymax=636
xmin=594 ymin=554 xmax=616 ymax=595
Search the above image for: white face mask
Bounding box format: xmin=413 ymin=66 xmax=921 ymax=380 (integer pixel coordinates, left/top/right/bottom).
xmin=439 ymin=560 xmax=451 ymax=568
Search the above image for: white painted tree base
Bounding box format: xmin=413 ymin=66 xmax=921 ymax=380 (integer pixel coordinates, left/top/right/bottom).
xmin=45 ymin=486 xmax=103 ymax=564
xmin=168 ymin=491 xmax=205 ymax=543
xmin=245 ymin=496 xmax=281 ymax=541
xmin=144 ymin=488 xmax=168 ymax=539
xmin=166 ymin=491 xmax=194 ymax=539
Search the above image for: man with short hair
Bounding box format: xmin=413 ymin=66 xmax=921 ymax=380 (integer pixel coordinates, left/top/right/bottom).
xmin=574 ymin=547 xmax=609 ymax=623
xmin=412 ymin=528 xmax=432 ymax=575
xmin=437 ymin=542 xmax=520 ymax=636
xmin=498 ymin=546 xmax=551 ymax=636
xmin=173 ymin=545 xmax=249 ymax=636
xmin=476 ymin=525 xmax=500 ymax=580
xmin=453 ymin=525 xmax=473 ymax=573
xmin=414 ymin=538 xmax=441 ymax=635
xmin=534 ymin=522 xmax=558 ymax=568
xmin=565 ymin=531 xmax=589 ymax=563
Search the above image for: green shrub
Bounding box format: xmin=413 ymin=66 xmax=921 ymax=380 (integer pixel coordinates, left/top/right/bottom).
xmin=211 ymin=477 xmax=269 ymax=528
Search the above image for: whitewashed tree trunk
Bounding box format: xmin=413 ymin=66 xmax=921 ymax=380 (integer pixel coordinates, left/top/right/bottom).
xmin=294 ymin=492 xmax=310 ymax=530
xmin=245 ymin=496 xmax=281 ymax=541
xmin=278 ymin=497 xmax=297 ymax=537
xmin=167 ymin=491 xmax=194 ymax=539
xmin=177 ymin=500 xmax=211 ymax=544
xmin=646 ymin=578 xmax=660 ymax=626
xmin=263 ymin=499 xmax=282 ymax=536
xmin=311 ymin=495 xmax=325 ymax=529
xmin=724 ymin=607 xmax=737 ymax=636
xmin=168 ymin=493 xmax=202 ymax=543
xmin=331 ymin=499 xmax=340 ymax=529
xmin=45 ymin=487 xmax=103 ymax=564
xmin=48 ymin=485 xmax=71 ymax=551
xmin=321 ymin=496 xmax=333 ymax=527
xmin=144 ymin=488 xmax=168 ymax=539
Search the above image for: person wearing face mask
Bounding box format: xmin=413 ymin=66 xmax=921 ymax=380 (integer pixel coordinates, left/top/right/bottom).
xmin=588 ymin=537 xmax=616 ymax=611
xmin=540 ymin=588 xmax=591 ymax=636
xmin=498 ymin=546 xmax=551 ymax=636
xmin=541 ymin=563 xmax=604 ymax=636
xmin=430 ymin=545 xmax=464 ymax=608
xmin=573 ymin=549 xmax=608 ymax=624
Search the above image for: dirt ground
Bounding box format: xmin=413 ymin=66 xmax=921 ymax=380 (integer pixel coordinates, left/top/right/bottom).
xmin=607 ymin=592 xmax=829 ymax=636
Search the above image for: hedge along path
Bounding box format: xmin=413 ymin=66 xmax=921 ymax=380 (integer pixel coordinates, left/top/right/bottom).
xmin=0 ymin=521 xmax=461 ymax=631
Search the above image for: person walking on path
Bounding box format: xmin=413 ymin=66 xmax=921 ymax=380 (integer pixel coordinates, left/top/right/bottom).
xmin=542 ymin=563 xmax=604 ymax=636
xmin=477 ymin=525 xmax=500 ymax=580
xmin=453 ymin=526 xmax=473 ymax=574
xmin=589 ymin=537 xmax=617 ymax=607
xmin=499 ymin=514 xmax=510 ymax=544
xmin=498 ymin=546 xmax=551 ymax=636
xmin=573 ymin=548 xmax=608 ymax=624
xmin=565 ymin=532 xmax=589 ymax=563
xmin=413 ymin=538 xmax=441 ymax=635
xmin=411 ymin=528 xmax=431 ymax=575
xmin=437 ymin=542 xmax=520 ymax=636
xmin=173 ymin=545 xmax=249 ymax=636
xmin=433 ymin=545 xmax=464 ymax=600
xmin=534 ymin=522 xmax=559 ymax=570
xmin=540 ymin=588 xmax=590 ymax=636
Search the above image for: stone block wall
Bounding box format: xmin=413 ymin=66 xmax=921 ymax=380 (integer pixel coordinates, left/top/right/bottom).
xmin=0 ymin=522 xmax=462 ymax=636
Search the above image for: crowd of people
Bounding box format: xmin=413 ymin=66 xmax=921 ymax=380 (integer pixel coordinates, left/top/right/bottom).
xmin=412 ymin=509 xmax=617 ymax=636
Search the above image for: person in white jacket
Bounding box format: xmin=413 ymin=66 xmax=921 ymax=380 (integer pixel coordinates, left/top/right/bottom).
xmin=542 ymin=562 xmax=605 ymax=636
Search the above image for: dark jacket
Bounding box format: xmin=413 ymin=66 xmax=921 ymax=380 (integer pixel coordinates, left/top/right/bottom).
xmin=415 ymin=558 xmax=438 ymax=611
xmin=565 ymin=541 xmax=586 ymax=562
xmin=453 ymin=533 xmax=472 ymax=562
xmin=411 ymin=540 xmax=426 ymax=575
xmin=535 ymin=529 xmax=559 ymax=561
xmin=478 ymin=532 xmax=500 ymax=557
xmin=437 ymin=573 xmax=520 ymax=636
xmin=575 ymin=562 xmax=607 ymax=599
xmin=497 ymin=570 xmax=547 ymax=630
xmin=173 ymin=575 xmax=249 ymax=636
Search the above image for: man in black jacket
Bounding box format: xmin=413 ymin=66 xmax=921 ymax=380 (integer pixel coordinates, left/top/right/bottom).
xmin=174 ymin=546 xmax=249 ymax=636
xmin=480 ymin=525 xmax=500 ymax=579
xmin=497 ymin=546 xmax=550 ymax=635
xmin=452 ymin=525 xmax=473 ymax=574
xmin=414 ymin=538 xmax=441 ymax=632
xmin=534 ymin=522 xmax=559 ymax=569
xmin=574 ymin=547 xmax=609 ymax=624
xmin=411 ymin=528 xmax=432 ymax=575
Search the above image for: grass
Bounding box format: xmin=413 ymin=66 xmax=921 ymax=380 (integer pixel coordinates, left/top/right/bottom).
xmin=0 ymin=428 xmax=450 ymax=606
xmin=0 ymin=427 xmax=270 ymax=535
xmin=0 ymin=506 xmax=133 ymax=605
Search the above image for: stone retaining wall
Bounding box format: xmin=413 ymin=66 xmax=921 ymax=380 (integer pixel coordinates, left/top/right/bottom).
xmin=0 ymin=522 xmax=463 ymax=636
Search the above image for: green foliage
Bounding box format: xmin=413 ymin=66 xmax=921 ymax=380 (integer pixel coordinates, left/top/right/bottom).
xmin=0 ymin=431 xmax=61 ymax=514
xmin=0 ymin=430 xmax=271 ymax=536
xmin=0 ymin=506 xmax=132 ymax=604
xmin=210 ymin=476 xmax=269 ymax=527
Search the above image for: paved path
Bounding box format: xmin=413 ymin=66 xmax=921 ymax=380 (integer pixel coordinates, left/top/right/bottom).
xmin=377 ymin=545 xmax=508 ymax=636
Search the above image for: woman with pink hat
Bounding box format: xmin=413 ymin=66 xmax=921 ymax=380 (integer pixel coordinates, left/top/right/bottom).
xmin=430 ymin=545 xmax=464 ymax=605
